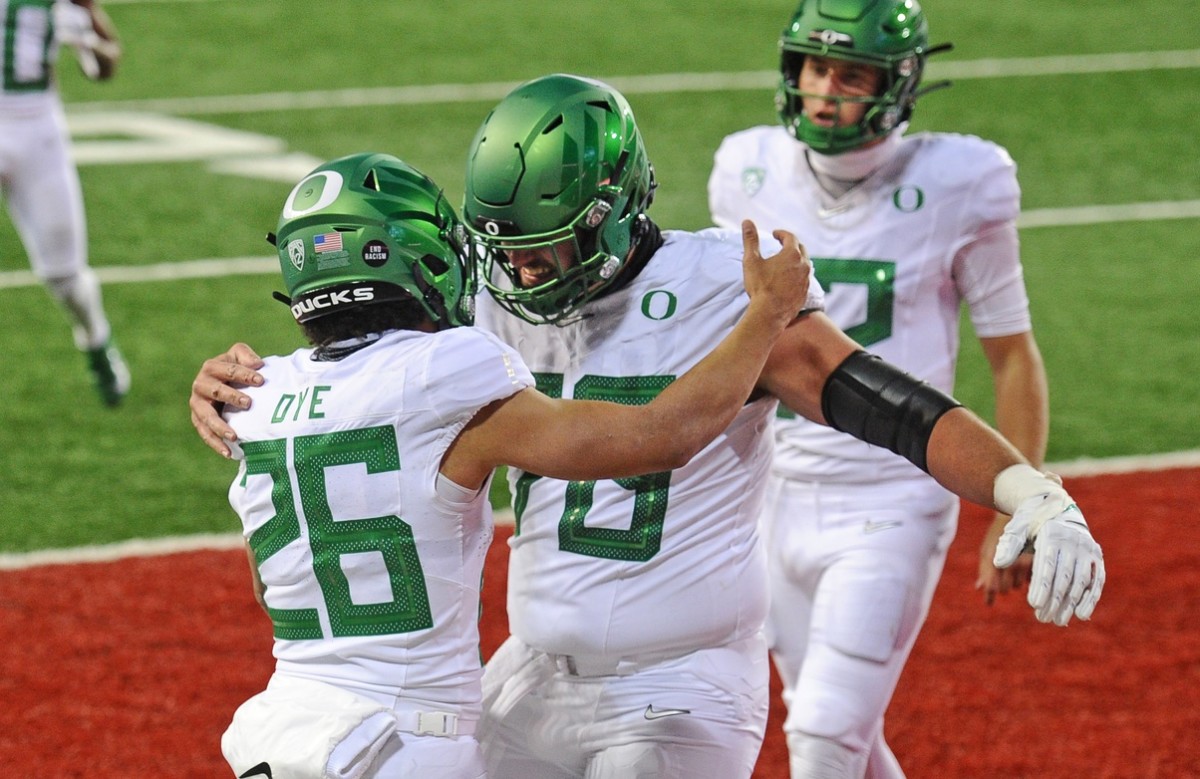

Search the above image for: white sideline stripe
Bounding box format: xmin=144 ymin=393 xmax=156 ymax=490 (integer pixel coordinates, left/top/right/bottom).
xmin=3 ymin=198 xmax=1197 ymax=293
xmin=3 ymin=451 xmax=1199 ymax=571
xmin=64 ymin=50 xmax=1200 ymax=116
xmin=0 ymin=511 xmax=516 ymax=570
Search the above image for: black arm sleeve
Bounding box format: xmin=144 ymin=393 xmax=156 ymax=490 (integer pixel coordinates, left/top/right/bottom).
xmin=820 ymin=351 xmax=962 ymax=473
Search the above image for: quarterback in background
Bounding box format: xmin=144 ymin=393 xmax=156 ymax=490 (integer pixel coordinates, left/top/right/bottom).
xmin=709 ymin=1 xmax=1053 ymax=776
xmin=214 ymin=152 xmax=809 ymax=779
xmin=0 ymin=0 xmax=128 ymax=405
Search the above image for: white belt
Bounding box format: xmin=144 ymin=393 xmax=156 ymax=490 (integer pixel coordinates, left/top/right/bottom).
xmin=547 ymin=649 xmax=685 ymax=678
xmin=393 ymin=709 xmax=476 ymax=737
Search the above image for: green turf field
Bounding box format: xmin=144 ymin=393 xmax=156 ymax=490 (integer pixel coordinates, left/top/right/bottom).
xmin=2 ymin=0 xmax=1197 ymax=552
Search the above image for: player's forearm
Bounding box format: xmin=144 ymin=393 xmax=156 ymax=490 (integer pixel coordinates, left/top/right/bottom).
xmin=991 ymin=346 xmax=1049 ymax=469
xmin=924 ymin=407 xmax=1028 ymax=509
xmin=646 ymin=301 xmax=788 ymax=459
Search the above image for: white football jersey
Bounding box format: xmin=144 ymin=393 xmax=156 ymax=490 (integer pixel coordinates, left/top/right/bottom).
xmin=710 ymin=126 xmax=1031 ymax=483
xmin=476 ymin=228 xmax=825 ymax=658
xmin=1 ymin=0 xmax=59 ymax=109
xmin=224 ymin=328 xmax=533 ymax=713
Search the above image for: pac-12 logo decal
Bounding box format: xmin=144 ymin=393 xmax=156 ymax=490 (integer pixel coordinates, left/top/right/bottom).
xmin=287 ymin=239 xmax=305 ymax=271
xmin=741 ymin=167 xmax=766 ymax=197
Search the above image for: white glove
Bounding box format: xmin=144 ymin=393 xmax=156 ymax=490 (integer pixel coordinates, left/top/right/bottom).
xmin=53 ymin=1 xmax=120 ymax=80
xmin=993 ymin=464 xmax=1105 ymax=626
xmin=53 ymin=1 xmax=95 ymax=47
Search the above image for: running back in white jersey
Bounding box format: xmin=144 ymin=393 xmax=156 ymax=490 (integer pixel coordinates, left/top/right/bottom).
xmin=223 ymin=328 xmax=533 ymax=716
xmin=710 ymin=126 xmax=1031 ymax=483
xmin=476 ymin=228 xmax=824 ymax=659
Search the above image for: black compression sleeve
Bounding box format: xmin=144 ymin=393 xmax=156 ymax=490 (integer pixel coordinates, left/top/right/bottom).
xmin=820 ymin=351 xmax=962 ymax=473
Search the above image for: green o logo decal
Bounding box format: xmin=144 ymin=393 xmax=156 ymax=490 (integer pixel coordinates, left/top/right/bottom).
xmin=640 ymin=290 xmax=678 ymax=320
xmin=892 ymin=186 xmax=925 ymax=213
xmin=283 ymin=171 xmax=345 ymax=218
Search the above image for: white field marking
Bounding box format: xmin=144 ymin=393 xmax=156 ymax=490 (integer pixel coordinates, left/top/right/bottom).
xmin=1017 ymin=200 xmax=1200 ymax=228
xmin=0 ymin=257 xmax=275 ymax=290
xmin=4 ymin=195 xmax=1197 ymax=293
xmin=64 ymin=49 xmax=1200 ymax=116
xmin=3 ymin=451 xmax=1199 ymax=571
xmin=63 ymin=112 xmax=326 ymax=182
xmin=0 ymin=510 xmax=516 ymax=570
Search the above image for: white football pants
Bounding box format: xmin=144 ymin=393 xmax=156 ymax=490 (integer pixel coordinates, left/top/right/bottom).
xmin=479 ymin=633 xmax=769 ymax=778
xmin=1 ymin=95 xmax=112 ymax=348
xmin=761 ymin=475 xmax=958 ymax=779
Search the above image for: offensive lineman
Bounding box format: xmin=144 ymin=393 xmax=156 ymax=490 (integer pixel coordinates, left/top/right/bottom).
xmin=191 ymin=76 xmax=1104 ymax=779
xmin=214 ymin=152 xmax=810 ymax=778
xmin=0 ymin=0 xmax=128 ymax=405
xmin=708 ymin=2 xmax=1048 ymax=775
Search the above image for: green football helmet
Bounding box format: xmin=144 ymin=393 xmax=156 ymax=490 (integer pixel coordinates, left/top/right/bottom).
xmin=463 ymin=73 xmax=657 ymax=325
xmin=776 ymin=0 xmax=951 ymax=154
xmin=274 ymin=152 xmax=475 ymax=328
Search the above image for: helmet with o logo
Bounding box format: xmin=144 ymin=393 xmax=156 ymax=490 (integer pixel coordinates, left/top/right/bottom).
xmin=274 ymin=152 xmax=475 ymax=327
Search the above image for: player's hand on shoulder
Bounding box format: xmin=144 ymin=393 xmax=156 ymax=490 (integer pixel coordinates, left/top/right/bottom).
xmin=739 ymin=219 xmax=811 ymax=330
xmin=189 ymin=343 xmax=266 ymax=458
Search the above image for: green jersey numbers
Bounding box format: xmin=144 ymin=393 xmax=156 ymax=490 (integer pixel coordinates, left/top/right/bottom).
xmin=813 ymin=258 xmax=896 ymax=347
xmin=513 ymin=372 xmax=675 ymax=563
xmin=779 ymin=257 xmax=896 ymax=420
xmin=241 ymin=425 xmax=434 ymax=640
xmin=2 ymin=0 xmax=54 ymax=93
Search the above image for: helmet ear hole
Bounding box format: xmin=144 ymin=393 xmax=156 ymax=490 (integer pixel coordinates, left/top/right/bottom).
xmin=419 ymin=253 xmax=449 ymax=280
xmin=414 ymin=254 xmax=450 ymax=324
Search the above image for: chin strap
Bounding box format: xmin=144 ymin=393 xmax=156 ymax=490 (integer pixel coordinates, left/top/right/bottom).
xmin=915 ymin=42 xmax=956 ymax=98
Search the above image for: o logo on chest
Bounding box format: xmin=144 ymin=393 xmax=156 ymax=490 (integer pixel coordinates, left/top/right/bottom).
xmin=892 ymin=186 xmax=925 ymax=213
xmin=640 ymin=290 xmax=678 ymax=321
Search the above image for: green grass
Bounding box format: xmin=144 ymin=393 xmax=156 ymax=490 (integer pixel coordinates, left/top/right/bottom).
xmin=2 ymin=0 xmax=1197 ymax=552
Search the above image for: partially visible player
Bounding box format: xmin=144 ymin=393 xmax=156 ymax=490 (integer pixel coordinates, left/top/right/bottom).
xmin=0 ymin=0 xmax=127 ymax=405
xmin=215 ymin=152 xmax=811 ymax=779
xmin=709 ymin=1 xmax=1051 ymax=776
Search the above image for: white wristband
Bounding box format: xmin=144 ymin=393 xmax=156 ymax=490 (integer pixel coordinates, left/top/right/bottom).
xmin=993 ymin=463 xmax=1078 ymax=533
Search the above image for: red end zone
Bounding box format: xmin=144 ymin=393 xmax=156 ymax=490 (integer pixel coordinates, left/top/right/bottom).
xmin=1 ymin=467 xmax=1197 ymax=777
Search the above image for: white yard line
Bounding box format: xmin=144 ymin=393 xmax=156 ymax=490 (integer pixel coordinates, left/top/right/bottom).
xmin=64 ymin=50 xmax=1200 ymax=116
xmin=4 ymin=196 xmax=1196 ymax=292
xmin=1016 ymin=200 xmax=1200 ymax=228
xmin=2 ymin=451 xmax=1198 ymax=570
